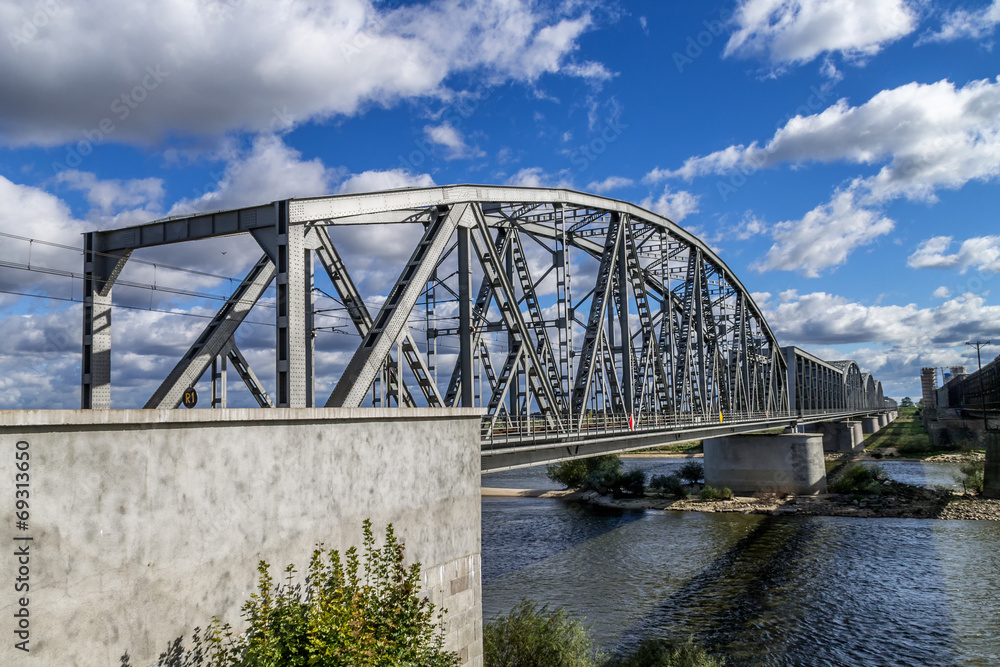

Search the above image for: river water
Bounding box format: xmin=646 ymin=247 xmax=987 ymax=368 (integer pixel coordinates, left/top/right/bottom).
xmin=482 ymin=459 xmax=1000 ymax=666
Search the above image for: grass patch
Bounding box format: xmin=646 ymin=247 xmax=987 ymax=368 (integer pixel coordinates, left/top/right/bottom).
xmin=699 ymin=486 xmax=734 ymax=501
xmin=629 ymin=441 xmax=703 ymax=455
xmin=864 ymin=409 xmax=938 ymax=457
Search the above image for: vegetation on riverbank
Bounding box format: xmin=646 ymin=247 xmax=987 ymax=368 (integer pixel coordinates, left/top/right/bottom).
xmin=546 ymin=455 xmax=645 ymax=497
xmin=484 ymin=600 xmax=724 ymax=667
xmin=865 ymin=407 xmax=984 ymax=459
xmin=127 ymin=521 xmax=457 ymax=667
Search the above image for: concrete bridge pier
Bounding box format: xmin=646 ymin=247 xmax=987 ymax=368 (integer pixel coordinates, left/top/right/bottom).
xmin=878 ymin=413 xmax=889 ymax=428
xmin=985 ymin=436 xmax=1000 ymax=500
xmin=804 ymin=421 xmax=863 ymax=453
xmin=861 ymin=416 xmax=881 ymax=435
xmin=703 ymin=434 xmax=827 ymax=495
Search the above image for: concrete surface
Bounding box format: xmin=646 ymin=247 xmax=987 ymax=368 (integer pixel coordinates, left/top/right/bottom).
xmin=861 ymin=416 xmax=881 ymax=434
xmin=703 ymin=433 xmax=827 ymax=495
xmin=805 ymin=421 xmax=863 ymax=453
xmin=986 ymin=438 xmax=1000 ymax=500
xmin=0 ymin=408 xmax=483 ymax=667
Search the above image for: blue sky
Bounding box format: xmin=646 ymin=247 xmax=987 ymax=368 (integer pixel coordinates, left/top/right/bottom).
xmin=1 ymin=0 xmax=999 ymax=408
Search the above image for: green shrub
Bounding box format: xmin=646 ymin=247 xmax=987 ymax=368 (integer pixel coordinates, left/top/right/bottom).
xmin=829 ymin=462 xmax=887 ymax=495
xmin=548 ymin=455 xmax=624 ymax=493
xmin=957 ymin=461 xmax=985 ymax=494
xmin=679 ymin=461 xmax=704 ymax=485
xmin=199 ymin=520 xmax=456 ymax=667
xmin=649 ymin=473 xmax=686 ymax=498
xmin=699 ymin=486 xmax=733 ymax=501
xmin=613 ymin=469 xmax=646 ymax=497
xmin=484 ymin=600 xmax=601 ymax=667
xmin=603 ymin=637 xmax=724 ymax=667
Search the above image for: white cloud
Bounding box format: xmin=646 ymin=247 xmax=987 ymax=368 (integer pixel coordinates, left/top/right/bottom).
xmin=764 ymin=290 xmax=1000 ymax=346
xmin=0 ymin=0 xmax=602 ymax=147
xmin=907 ymin=235 xmax=1000 ymax=273
xmin=55 ymin=170 xmax=164 ymax=213
xmin=505 ymin=167 xmax=573 ymax=189
xmin=640 ymin=186 xmax=700 ymax=223
xmin=336 ymin=169 xmax=436 ymax=194
xmin=760 ymin=289 xmax=1000 ymax=398
xmin=423 ymin=122 xmax=483 ymax=160
xmin=170 ymin=135 xmax=337 ymax=215
xmin=751 ymin=189 xmax=894 ymax=277
xmin=724 ymin=0 xmax=918 ymax=66
xmin=664 ymin=78 xmax=1000 ymax=204
xmin=919 ymin=0 xmax=1000 ymax=44
xmin=933 ymin=286 xmax=951 ymax=298
xmin=586 ymin=176 xmax=634 ymax=194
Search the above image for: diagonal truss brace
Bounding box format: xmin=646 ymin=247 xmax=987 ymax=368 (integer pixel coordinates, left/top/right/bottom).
xmin=145 ymin=254 xmax=276 ymax=408
xmin=326 ymin=205 xmax=463 ymax=408
xmin=570 ymin=214 xmax=623 ymax=425
xmin=311 ymin=226 xmax=443 ymax=407
xmin=222 ymin=338 xmax=274 ymax=407
xmin=469 ymin=206 xmax=563 ymax=431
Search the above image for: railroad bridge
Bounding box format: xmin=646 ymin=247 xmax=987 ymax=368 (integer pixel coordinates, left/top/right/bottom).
xmin=80 ymin=185 xmax=895 ymax=470
xmin=0 ymin=185 xmax=905 ymax=666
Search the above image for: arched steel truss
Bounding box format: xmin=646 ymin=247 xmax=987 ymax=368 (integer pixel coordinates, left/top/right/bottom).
xmin=81 ymin=185 xmax=790 ymax=431
xmin=81 ymin=185 xmax=898 ymax=450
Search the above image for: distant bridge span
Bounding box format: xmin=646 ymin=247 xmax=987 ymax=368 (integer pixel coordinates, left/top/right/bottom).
xmin=80 ymin=185 xmax=894 ymax=470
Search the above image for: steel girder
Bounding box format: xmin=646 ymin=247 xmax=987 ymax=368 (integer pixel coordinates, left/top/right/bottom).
xmin=82 ymin=185 xmax=806 ymax=428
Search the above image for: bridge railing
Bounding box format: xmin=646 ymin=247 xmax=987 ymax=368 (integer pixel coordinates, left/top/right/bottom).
xmin=480 ymin=410 xmax=796 ymax=450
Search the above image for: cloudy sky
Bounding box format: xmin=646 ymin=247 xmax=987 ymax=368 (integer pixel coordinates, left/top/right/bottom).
xmin=1 ymin=0 xmax=999 ymax=408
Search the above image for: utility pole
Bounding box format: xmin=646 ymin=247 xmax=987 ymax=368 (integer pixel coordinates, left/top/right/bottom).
xmin=967 ymin=341 xmax=991 ymax=432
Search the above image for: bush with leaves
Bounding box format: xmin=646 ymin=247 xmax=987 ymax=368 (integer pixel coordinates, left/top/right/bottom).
xmin=678 ymin=462 xmax=704 ymax=486
xmin=603 ymin=637 xmax=724 ymax=667
xmin=612 ymin=468 xmax=646 ymax=497
xmin=829 ymin=462 xmax=888 ymax=495
xmin=649 ymin=473 xmax=686 ymax=498
xmin=956 ymin=460 xmax=985 ymax=494
xmin=547 ymin=455 xmax=624 ymax=493
xmin=190 ymin=520 xmax=457 ymax=667
xmin=484 ymin=600 xmax=602 ymax=667
xmin=699 ymin=486 xmax=733 ymax=501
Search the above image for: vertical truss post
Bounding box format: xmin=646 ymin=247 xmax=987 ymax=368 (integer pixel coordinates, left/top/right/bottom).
xmin=506 ymin=235 xmax=518 ymax=417
xmin=211 ymin=356 xmax=227 ymax=408
xmin=275 ymin=202 xmax=311 ymax=407
xmin=617 ymin=217 xmax=634 ymax=414
xmin=81 ymin=231 xmax=131 ymax=409
xmin=458 ymin=224 xmax=474 ymax=408
xmin=554 ymin=204 xmax=572 ymax=421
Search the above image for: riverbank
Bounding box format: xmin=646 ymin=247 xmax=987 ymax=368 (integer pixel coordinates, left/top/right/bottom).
xmin=484 ymin=485 xmax=1000 ymax=520
xmin=580 ymin=486 xmax=1000 ymax=520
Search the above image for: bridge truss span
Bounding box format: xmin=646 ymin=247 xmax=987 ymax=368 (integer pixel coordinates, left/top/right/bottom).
xmin=81 ymin=185 xmax=790 ymax=440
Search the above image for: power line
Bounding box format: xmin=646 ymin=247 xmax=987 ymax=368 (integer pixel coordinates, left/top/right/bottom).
xmin=0 ymin=231 xmax=244 ymax=283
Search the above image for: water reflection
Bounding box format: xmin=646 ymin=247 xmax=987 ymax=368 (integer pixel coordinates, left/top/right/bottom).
xmin=482 ymin=460 xmax=1000 ymax=665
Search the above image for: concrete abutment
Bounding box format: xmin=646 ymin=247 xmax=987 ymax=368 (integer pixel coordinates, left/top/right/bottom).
xmin=804 ymin=421 xmax=863 ymax=453
xmin=704 ymin=433 xmax=827 ymax=495
xmin=861 ymin=416 xmax=881 ymax=435
xmin=0 ymin=408 xmax=484 ymax=666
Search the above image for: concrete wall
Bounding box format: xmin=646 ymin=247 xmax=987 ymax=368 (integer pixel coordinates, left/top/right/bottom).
xmin=703 ymin=434 xmax=827 ymax=495
xmin=0 ymin=408 xmax=483 ymax=667
xmin=986 ymin=437 xmax=1000 ymax=500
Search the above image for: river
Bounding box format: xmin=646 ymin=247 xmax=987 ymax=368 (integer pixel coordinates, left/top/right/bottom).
xmin=482 ymin=459 xmax=1000 ymax=666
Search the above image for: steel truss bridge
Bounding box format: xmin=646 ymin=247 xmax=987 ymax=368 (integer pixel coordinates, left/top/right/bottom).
xmin=81 ymin=185 xmax=894 ymax=470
